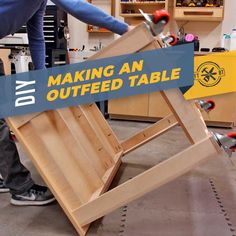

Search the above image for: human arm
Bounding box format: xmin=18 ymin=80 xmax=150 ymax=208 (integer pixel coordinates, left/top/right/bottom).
xmin=51 ymin=0 xmax=129 ymax=35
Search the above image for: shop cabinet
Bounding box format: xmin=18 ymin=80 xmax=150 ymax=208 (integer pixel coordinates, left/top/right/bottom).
xmin=173 ymin=0 xmax=224 ymax=21
xmin=201 ymin=93 xmax=236 ymax=127
xmin=108 ymin=91 xmax=236 ymax=127
xmin=109 ymin=92 xmax=171 ymax=121
xmin=108 ymin=94 xmax=149 ymax=118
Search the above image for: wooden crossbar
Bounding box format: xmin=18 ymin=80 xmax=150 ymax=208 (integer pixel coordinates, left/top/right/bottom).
xmin=121 ymin=114 xmax=178 ymax=154
xmin=73 ymin=137 xmax=218 ymax=226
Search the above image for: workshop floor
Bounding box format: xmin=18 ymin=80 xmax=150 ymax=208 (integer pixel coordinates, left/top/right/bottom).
xmin=0 ymin=120 xmax=235 ymax=236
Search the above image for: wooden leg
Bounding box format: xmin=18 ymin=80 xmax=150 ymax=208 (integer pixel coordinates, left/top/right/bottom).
xmin=72 ymin=137 xmax=220 ymax=226
xmin=121 ymin=114 xmax=177 ymax=154
xmin=161 ymin=89 xmax=210 ymax=144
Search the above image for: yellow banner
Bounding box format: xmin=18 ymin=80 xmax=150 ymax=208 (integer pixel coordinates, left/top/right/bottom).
xmin=184 ymin=51 xmax=236 ymax=100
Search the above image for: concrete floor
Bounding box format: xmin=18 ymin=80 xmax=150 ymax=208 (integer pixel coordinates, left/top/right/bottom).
xmin=0 ymin=119 xmax=236 ymax=236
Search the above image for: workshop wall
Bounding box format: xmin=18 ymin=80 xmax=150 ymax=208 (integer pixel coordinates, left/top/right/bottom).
xmin=68 ymin=0 xmax=122 ymax=51
xmin=68 ymin=0 xmax=235 ymax=53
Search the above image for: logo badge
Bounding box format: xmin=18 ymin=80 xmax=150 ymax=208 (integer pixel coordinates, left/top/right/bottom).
xmin=195 ymin=61 xmax=225 ymax=87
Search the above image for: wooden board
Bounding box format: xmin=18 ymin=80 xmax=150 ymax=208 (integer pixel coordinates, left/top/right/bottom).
xmin=7 ymin=106 xmax=123 ymax=236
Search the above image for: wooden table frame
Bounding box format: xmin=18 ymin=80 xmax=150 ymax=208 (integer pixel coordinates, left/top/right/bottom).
xmin=7 ymin=23 xmax=222 ymax=236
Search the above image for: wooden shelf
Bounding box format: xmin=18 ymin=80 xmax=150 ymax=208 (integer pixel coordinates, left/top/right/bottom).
xmin=120 ymin=13 xmax=144 ymax=17
xmin=87 ymin=25 xmax=112 ymax=33
xmin=87 ymin=30 xmax=112 ymax=33
xmin=120 ymin=0 xmax=167 ymax=25
xmin=120 ymin=2 xmax=165 ymax=5
xmin=173 ymin=0 xmax=224 ymax=21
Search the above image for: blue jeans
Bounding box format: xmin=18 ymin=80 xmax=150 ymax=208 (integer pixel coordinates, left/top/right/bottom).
xmin=0 ymin=59 xmax=34 ymax=194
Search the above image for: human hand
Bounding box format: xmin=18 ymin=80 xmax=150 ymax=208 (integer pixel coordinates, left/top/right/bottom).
xmin=127 ymin=25 xmax=136 ymax=32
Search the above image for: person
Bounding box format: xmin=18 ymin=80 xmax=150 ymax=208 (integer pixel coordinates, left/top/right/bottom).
xmin=0 ymin=0 xmax=131 ymax=206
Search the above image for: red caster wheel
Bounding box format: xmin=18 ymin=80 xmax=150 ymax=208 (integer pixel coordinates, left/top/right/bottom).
xmin=169 ymin=34 xmax=177 ymax=46
xmin=206 ymin=100 xmax=215 ymax=111
xmin=227 ymin=132 xmax=236 ymax=151
xmin=198 ymin=99 xmax=215 ymax=112
xmin=152 ymin=10 xmax=170 ymax=25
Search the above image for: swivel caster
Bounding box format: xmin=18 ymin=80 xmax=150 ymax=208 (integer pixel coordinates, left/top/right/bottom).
xmin=198 ymin=99 xmax=215 ymax=112
xmin=212 ymin=132 xmax=236 ymax=157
